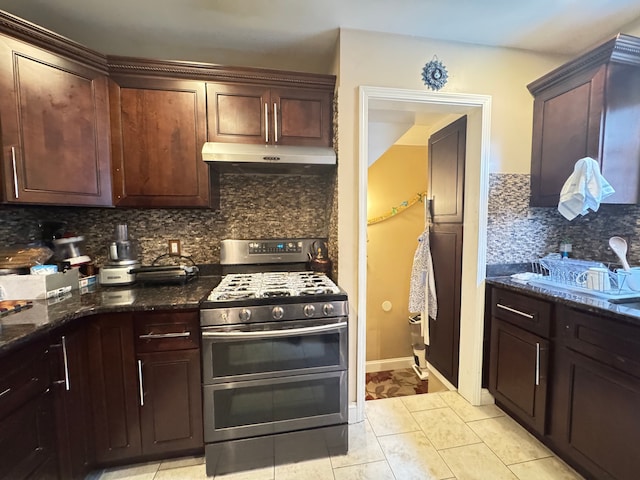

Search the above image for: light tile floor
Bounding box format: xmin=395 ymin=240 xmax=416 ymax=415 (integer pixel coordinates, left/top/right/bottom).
xmin=89 ymin=391 xmax=585 ymax=480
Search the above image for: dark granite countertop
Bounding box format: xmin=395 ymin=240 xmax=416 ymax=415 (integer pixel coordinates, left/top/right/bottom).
xmin=0 ymin=275 xmax=221 ymax=356
xmin=487 ymin=276 xmax=640 ymax=327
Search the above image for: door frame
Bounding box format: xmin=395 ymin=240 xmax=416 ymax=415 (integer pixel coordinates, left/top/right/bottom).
xmin=356 ymin=86 xmax=492 ymax=421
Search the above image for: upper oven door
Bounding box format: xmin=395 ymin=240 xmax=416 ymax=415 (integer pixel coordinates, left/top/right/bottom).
xmin=201 ymin=317 xmax=348 ymax=383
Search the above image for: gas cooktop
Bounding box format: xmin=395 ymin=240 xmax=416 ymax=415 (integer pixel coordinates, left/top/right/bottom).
xmin=207 ymin=271 xmax=341 ymax=301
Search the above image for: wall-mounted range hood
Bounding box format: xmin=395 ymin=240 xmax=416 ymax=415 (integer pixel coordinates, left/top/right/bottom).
xmin=202 ymin=142 xmax=336 ymax=174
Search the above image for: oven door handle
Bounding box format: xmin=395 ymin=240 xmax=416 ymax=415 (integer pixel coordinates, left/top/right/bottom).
xmin=202 ymin=321 xmax=348 ymax=339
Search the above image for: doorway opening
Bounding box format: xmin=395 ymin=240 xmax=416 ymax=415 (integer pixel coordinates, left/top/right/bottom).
xmin=355 ymin=86 xmax=492 ymax=422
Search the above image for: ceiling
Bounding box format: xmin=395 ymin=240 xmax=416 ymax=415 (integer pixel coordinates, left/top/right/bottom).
xmin=1 ymin=0 xmax=640 ymax=74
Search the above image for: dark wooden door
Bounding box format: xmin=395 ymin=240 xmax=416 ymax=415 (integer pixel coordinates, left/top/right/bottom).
xmin=206 ymin=83 xmax=270 ymax=144
xmin=426 ymin=116 xmax=466 ymax=387
xmin=87 ymin=313 xmax=142 ymax=464
xmin=271 ymin=88 xmax=332 ymax=147
xmin=489 ymin=319 xmax=548 ymax=435
xmin=428 ymin=223 xmax=462 ymax=386
xmin=138 ymin=349 xmax=203 ymax=456
xmin=428 ymin=116 xmax=466 ymax=223
xmin=0 ymin=35 xmax=112 ymax=206
xmin=51 ymin=325 xmax=94 ymax=479
xmin=530 ymin=65 xmax=605 ymax=207
xmin=110 ymin=76 xmax=212 ymax=207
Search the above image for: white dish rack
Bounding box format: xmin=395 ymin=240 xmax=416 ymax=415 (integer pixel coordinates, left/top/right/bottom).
xmin=527 ymin=254 xmax=640 ymax=300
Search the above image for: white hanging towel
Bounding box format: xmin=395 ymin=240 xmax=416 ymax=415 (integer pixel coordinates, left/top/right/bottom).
xmin=408 ymin=227 xmax=438 ymax=345
xmin=557 ymin=157 xmax=615 ymax=221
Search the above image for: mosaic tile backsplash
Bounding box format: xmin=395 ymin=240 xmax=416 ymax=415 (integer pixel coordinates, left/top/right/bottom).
xmin=0 ymin=173 xmax=336 ymax=267
xmin=487 ymin=173 xmax=640 ymax=267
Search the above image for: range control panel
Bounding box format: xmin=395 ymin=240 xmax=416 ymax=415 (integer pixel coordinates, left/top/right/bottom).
xmin=248 ymin=241 xmax=302 ymax=254
xmin=220 ymin=238 xmax=327 ymax=265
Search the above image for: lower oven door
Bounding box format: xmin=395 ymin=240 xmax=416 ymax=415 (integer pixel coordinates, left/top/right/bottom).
xmin=203 ymin=370 xmax=347 ymax=442
xmin=201 ymin=317 xmax=348 ymax=383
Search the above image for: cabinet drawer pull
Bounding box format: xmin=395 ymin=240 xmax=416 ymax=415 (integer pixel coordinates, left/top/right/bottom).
xmin=137 ymin=359 xmax=144 ymax=407
xmin=0 ymin=387 xmax=11 ymax=398
xmin=496 ymin=303 xmax=534 ymax=319
xmin=138 ymin=332 xmax=190 ymax=339
xmin=273 ymin=102 xmax=278 ymax=143
xmin=264 ymin=103 xmax=269 ymax=143
xmin=535 ymin=343 xmax=541 ymax=386
xmin=11 ymin=146 xmax=19 ymax=199
xmin=61 ymin=336 xmax=70 ymax=391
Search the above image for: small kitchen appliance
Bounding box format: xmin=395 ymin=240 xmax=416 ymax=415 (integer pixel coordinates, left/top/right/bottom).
xmin=52 ymin=236 xmax=91 ymax=266
xmin=99 ymin=224 xmax=140 ymax=286
xmin=131 ymin=254 xmax=199 ymax=285
xmin=200 ymin=238 xmax=348 ymax=476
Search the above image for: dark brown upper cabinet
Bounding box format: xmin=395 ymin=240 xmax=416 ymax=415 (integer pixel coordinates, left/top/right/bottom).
xmin=528 ymin=34 xmax=640 ymax=207
xmin=207 ymin=83 xmax=334 ymax=147
xmin=108 ymin=74 xmax=214 ymax=208
xmin=0 ymin=20 xmax=112 ymax=206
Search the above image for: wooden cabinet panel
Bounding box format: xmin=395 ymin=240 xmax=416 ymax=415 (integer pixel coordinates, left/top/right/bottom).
xmin=550 ymin=345 xmax=640 ymax=480
xmin=207 ymin=83 xmax=333 ymax=147
xmin=87 ymin=313 xmax=142 ymax=464
xmin=134 ymin=310 xmax=199 ymax=353
xmin=138 ymin=349 xmax=203 ymax=456
xmin=51 ymin=325 xmax=93 ymax=479
xmin=490 ymin=318 xmax=549 ymax=435
xmin=428 ymin=116 xmax=466 ymax=223
xmin=528 ymin=34 xmax=640 ymax=206
xmin=427 ymin=223 xmax=462 ymax=386
xmin=0 ymin=392 xmax=58 ymax=480
xmin=271 ymin=88 xmax=332 ymax=147
xmin=207 ymin=84 xmax=269 ymax=144
xmin=87 ymin=310 xmax=203 ymax=466
xmin=491 ymin=288 xmax=552 ymax=338
xmin=0 ymin=340 xmax=57 ymax=480
xmin=530 ymin=66 xmax=605 ymax=207
xmin=0 ymin=35 xmax=112 ymax=206
xmin=110 ymin=76 xmax=213 ymax=207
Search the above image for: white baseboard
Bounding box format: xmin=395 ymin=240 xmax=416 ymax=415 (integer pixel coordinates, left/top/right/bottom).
xmin=426 ymin=362 xmax=456 ymax=391
xmin=480 ymin=388 xmax=495 ymax=405
xmin=348 ymin=403 xmax=360 ymax=423
xmin=365 ymin=356 xmax=414 ymax=373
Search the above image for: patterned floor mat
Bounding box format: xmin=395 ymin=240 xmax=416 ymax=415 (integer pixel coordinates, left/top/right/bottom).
xmin=365 ymin=367 xmax=429 ymax=400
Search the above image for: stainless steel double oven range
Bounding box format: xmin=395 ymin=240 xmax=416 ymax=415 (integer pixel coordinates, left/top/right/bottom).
xmin=199 ymin=238 xmax=349 ymax=475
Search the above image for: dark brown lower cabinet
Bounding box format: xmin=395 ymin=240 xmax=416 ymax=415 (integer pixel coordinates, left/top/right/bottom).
xmin=138 ymin=349 xmax=203 ymax=455
xmin=88 ymin=311 xmax=203 ymax=466
xmin=0 ymin=340 xmax=58 ymax=480
xmin=549 ymin=306 xmax=640 ymax=480
xmin=50 ymin=324 xmax=94 ymax=479
xmin=88 ymin=313 xmax=143 ymax=464
xmin=489 ymin=319 xmax=548 ymax=435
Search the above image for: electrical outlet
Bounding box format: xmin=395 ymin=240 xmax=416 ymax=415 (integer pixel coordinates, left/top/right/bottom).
xmin=168 ymin=239 xmax=181 ymax=255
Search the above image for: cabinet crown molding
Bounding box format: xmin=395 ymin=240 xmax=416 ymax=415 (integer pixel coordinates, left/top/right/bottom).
xmin=528 ymin=33 xmax=640 ymax=94
xmin=107 ymin=55 xmax=336 ymax=91
xmin=0 ymin=11 xmax=336 ymax=90
xmin=0 ymin=10 xmax=107 ymax=72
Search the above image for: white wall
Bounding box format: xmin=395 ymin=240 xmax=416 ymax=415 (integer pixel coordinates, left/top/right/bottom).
xmin=336 ymin=28 xmax=568 ymax=403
